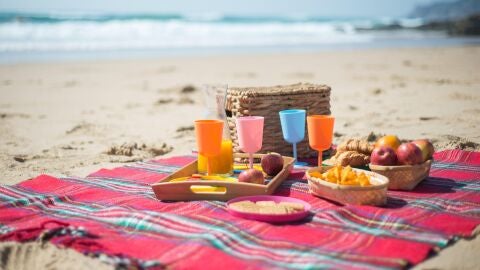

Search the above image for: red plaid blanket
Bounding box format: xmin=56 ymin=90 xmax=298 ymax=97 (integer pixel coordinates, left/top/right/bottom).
xmin=0 ymin=150 xmax=479 ymax=269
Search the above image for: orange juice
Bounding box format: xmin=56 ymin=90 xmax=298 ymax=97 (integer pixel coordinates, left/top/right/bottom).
xmin=198 ymin=139 xmax=233 ymax=175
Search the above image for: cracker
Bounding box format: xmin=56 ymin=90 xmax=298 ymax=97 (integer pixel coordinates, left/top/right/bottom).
xmin=278 ymin=202 xmax=304 ymax=211
xmin=230 ymin=200 xmax=254 ymax=206
xmin=258 ymin=205 xmax=289 ymax=215
xmin=230 ymin=200 xmax=304 ymax=215
xmin=229 ymin=201 xmax=260 ymax=213
xmin=255 ymin=201 xmax=276 ymax=207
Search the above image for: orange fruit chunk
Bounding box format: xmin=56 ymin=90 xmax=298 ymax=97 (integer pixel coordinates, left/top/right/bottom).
xmin=375 ymin=135 xmax=401 ymax=150
xmin=309 ymin=166 xmax=371 ymax=186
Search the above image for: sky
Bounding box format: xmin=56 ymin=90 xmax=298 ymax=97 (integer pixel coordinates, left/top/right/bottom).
xmin=0 ymin=0 xmax=439 ymax=18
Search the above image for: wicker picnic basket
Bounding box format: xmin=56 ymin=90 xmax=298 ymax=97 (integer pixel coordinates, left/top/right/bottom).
xmin=306 ymin=167 xmax=389 ymax=206
xmin=369 ymin=159 xmax=432 ymax=190
xmin=225 ymin=83 xmax=331 ymax=158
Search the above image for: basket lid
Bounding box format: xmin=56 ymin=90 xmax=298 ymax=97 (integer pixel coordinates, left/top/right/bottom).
xmin=228 ymin=82 xmax=331 ymax=97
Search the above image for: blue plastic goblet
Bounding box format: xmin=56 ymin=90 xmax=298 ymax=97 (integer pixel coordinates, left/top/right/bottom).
xmin=279 ymin=109 xmax=306 ymax=165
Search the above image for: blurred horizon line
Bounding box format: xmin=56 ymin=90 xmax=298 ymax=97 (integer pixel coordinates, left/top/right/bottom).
xmin=0 ymin=10 xmax=417 ymax=23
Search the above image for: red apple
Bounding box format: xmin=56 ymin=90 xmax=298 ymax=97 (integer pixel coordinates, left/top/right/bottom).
xmin=370 ymin=146 xmax=398 ymax=166
xmin=396 ymin=143 xmax=423 ymax=165
xmin=238 ymin=169 xmax=264 ymax=184
xmin=412 ymin=139 xmax=434 ymax=162
xmin=261 ymin=153 xmax=284 ymax=176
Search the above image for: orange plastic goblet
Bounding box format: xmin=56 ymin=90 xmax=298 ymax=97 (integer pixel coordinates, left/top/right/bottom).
xmin=194 ymin=120 xmax=224 ymax=175
xmin=307 ymin=115 xmax=335 ymax=167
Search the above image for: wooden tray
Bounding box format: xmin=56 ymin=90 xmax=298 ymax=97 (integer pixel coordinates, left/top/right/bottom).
xmin=151 ymin=153 xmax=295 ymax=201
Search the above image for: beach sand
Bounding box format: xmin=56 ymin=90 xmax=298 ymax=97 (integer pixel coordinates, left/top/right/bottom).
xmin=0 ymin=46 xmax=479 ymax=269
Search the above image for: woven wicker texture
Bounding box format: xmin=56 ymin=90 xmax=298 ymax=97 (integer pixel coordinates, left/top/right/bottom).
xmin=226 ymin=83 xmax=331 ymax=158
xmin=369 ymin=160 xmax=432 ymax=190
xmin=306 ymin=167 xmax=388 ymax=206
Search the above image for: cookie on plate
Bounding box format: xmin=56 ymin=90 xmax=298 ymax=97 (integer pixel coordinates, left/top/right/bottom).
xmin=258 ymin=205 xmax=289 ymax=215
xmin=278 ymin=202 xmax=304 ymax=211
xmin=256 ymin=201 xmax=276 ymax=207
xmin=229 ymin=201 xmax=260 ymax=213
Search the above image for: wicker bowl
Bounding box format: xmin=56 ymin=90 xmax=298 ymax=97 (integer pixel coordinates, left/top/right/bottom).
xmin=306 ymin=167 xmax=389 ymax=206
xmin=368 ymin=159 xmax=432 ymax=191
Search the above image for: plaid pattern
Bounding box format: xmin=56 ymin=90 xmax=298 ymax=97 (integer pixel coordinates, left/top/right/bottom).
xmin=0 ymin=150 xmax=479 ymax=269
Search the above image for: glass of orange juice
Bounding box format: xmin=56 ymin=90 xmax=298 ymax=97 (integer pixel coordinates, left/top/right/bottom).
xmin=195 ymin=120 xmax=224 ymax=176
xmin=197 ymin=84 xmax=234 ymax=176
xmin=198 ymin=139 xmax=233 ymax=175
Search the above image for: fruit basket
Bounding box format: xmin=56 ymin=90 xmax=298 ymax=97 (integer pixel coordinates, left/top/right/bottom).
xmin=369 ymin=159 xmax=432 ymax=190
xmin=306 ymin=167 xmax=389 ymax=206
xmin=151 ymin=153 xmax=295 ymax=201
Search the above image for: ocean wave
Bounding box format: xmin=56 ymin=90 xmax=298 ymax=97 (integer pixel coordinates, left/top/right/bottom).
xmin=0 ymin=12 xmax=435 ymax=53
xmin=0 ymin=19 xmax=374 ymax=52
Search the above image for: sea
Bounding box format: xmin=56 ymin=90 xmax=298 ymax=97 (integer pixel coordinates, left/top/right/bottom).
xmin=1 ymin=11 xmax=480 ymax=63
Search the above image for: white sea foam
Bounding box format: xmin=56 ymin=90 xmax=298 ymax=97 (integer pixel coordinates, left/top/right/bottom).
xmin=1 ymin=12 xmax=469 ymax=59
xmin=0 ymin=19 xmax=373 ymax=52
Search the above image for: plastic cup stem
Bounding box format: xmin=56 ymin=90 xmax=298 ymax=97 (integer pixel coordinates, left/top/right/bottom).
xmin=249 ymin=153 xmax=253 ymax=169
xmin=293 ymin=143 xmax=297 ymax=162
xmin=318 ymin=151 xmax=322 ymax=167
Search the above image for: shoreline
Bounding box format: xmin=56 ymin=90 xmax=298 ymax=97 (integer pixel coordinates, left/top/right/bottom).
xmin=2 ymin=37 xmax=480 ymax=65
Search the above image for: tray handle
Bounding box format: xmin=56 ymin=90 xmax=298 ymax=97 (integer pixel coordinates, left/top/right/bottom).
xmin=152 ymin=180 xmax=266 ymax=199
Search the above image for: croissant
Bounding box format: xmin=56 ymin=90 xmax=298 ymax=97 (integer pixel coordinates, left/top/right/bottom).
xmin=337 ymin=139 xmax=374 ymax=155
xmin=331 ymin=151 xmax=370 ymax=167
